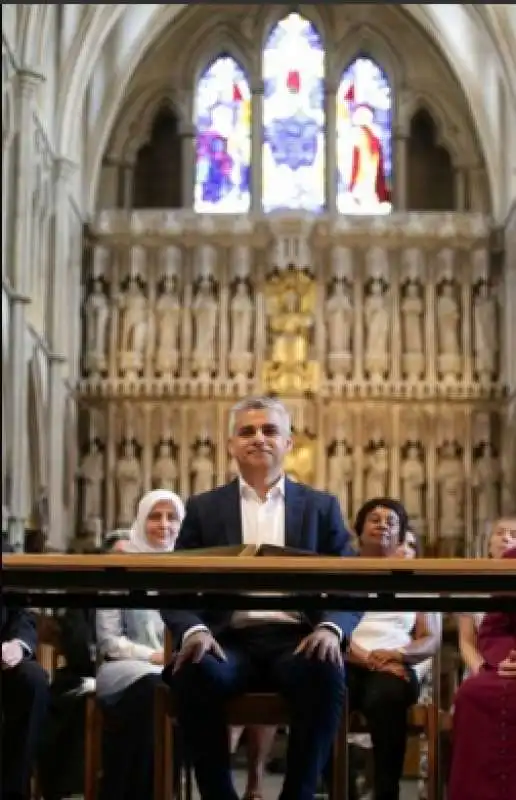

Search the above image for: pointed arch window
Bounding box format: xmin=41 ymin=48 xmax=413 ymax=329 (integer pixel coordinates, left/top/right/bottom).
xmin=336 ymin=57 xmax=393 ymax=214
xmin=262 ymin=13 xmax=325 ymax=212
xmin=193 ymin=55 xmax=251 ymax=213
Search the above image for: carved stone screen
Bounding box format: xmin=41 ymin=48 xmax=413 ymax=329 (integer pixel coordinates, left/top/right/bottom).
xmin=78 ymin=210 xmax=512 ymax=556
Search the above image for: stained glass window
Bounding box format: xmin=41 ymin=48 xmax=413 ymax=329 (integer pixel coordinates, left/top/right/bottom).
xmin=336 ymin=57 xmax=393 ymax=215
xmin=194 ymin=56 xmax=251 ymax=213
xmin=262 ymin=13 xmax=325 ymax=213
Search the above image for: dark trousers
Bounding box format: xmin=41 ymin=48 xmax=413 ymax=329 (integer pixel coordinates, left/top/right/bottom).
xmin=1 ymin=659 xmax=49 ymax=800
xmin=346 ymin=664 xmax=420 ymax=800
xmin=98 ymin=673 xmax=163 ymax=800
xmin=164 ymin=623 xmax=346 ymax=800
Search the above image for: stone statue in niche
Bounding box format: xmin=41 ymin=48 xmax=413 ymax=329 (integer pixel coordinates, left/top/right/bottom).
xmin=364 ymin=279 xmax=390 ymax=380
xmin=327 ymin=440 xmax=354 ymax=515
xmin=436 ymin=282 xmax=462 ymax=380
xmin=115 ymin=440 xmax=142 ymax=526
xmin=472 ymin=442 xmax=500 ymax=524
xmin=400 ymin=443 xmax=425 ymax=520
xmin=118 ymin=275 xmax=148 ymax=377
xmin=436 ymin=441 xmax=465 ymax=555
xmin=364 ymin=442 xmax=389 ymax=499
xmin=326 ymin=280 xmax=353 ymax=379
xmin=84 ymin=278 xmax=109 ymax=375
xmin=192 ymin=277 xmax=218 ymax=376
xmin=77 ymin=439 xmax=104 ymax=522
xmin=229 ymin=280 xmax=254 ymax=377
xmin=155 ymin=274 xmax=181 ymax=377
xmin=473 ymin=282 xmax=497 ymax=382
xmin=152 ymin=441 xmax=178 ymax=492
xmin=190 ymin=441 xmax=215 ymax=495
xmin=401 ymin=282 xmax=425 ymax=379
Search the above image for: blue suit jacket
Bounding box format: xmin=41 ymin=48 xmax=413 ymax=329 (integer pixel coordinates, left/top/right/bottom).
xmin=1 ymin=540 xmax=38 ymax=653
xmin=162 ymin=478 xmax=362 ymax=645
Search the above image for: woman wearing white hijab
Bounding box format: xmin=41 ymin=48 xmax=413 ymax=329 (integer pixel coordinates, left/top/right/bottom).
xmin=96 ymin=490 xmax=185 ymax=800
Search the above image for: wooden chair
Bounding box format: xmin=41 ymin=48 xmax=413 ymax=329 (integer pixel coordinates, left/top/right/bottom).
xmin=154 ymin=629 xmax=349 ymax=800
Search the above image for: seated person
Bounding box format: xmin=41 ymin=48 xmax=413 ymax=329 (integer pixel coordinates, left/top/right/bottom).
xmin=346 ymin=498 xmax=440 ymax=800
xmin=1 ymin=542 xmax=49 ymax=800
xmin=161 ymin=396 xmax=361 ymax=800
xmin=448 ymin=527 xmax=516 ymax=800
xmin=96 ymin=490 xmax=184 ymax=800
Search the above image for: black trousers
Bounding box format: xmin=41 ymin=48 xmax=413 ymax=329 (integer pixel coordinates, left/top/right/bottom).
xmin=346 ymin=664 xmax=420 ymax=800
xmin=98 ymin=673 xmax=162 ymax=800
xmin=1 ymin=659 xmax=49 ymax=800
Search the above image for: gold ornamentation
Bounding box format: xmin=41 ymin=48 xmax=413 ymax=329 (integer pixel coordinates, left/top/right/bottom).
xmin=262 ymin=268 xmax=320 ymax=394
xmin=284 ymin=433 xmax=316 ymax=485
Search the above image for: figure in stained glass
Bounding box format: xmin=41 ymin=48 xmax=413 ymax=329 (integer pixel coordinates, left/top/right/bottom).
xmin=262 ymin=13 xmax=325 ymax=212
xmin=194 ymin=56 xmax=251 ymax=213
xmin=336 ymin=57 xmax=392 ymax=215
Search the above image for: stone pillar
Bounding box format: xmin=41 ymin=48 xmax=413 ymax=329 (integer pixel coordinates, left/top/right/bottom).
xmin=455 ymin=166 xmax=468 ymax=211
xmin=325 ymin=85 xmax=337 ymax=213
xmin=251 ymin=81 xmax=263 ymax=213
xmin=179 ymin=123 xmax=196 ymax=208
xmin=99 ymin=157 xmax=120 ymax=208
xmin=7 ymin=70 xmax=43 ymax=551
xmin=46 ymin=157 xmax=76 ymax=550
xmin=118 ymin=161 xmax=135 ymax=210
xmin=394 ymin=131 xmax=408 ymax=210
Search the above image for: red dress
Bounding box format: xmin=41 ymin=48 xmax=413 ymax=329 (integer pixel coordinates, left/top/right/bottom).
xmin=448 ymin=549 xmax=516 ymax=800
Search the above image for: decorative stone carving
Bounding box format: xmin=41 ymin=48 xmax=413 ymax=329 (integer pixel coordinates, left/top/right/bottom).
xmin=284 ymin=433 xmax=316 ymax=486
xmin=229 ymin=279 xmax=254 ymax=377
xmin=115 ymin=440 xmax=142 ymax=526
xmin=192 ymin=277 xmax=218 ymax=377
xmin=118 ymin=275 xmax=148 ymax=378
xmin=400 ymin=443 xmax=425 ymax=521
xmin=327 ymin=440 xmax=354 ymax=514
xmin=472 ymin=442 xmax=500 ymax=524
xmin=155 ymin=274 xmax=181 ymax=376
xmin=84 ymin=279 xmax=109 ymax=375
xmin=326 ymin=280 xmax=353 ymax=378
xmin=401 ymin=281 xmax=425 ymax=379
xmin=364 ymin=279 xmax=390 ymax=380
xmin=436 ymin=282 xmax=461 ymax=380
xmin=473 ymin=282 xmax=497 ymax=383
xmin=436 ymin=441 xmax=465 ymax=555
xmin=364 ymin=442 xmax=389 ymax=499
xmin=77 ymin=440 xmax=104 ymax=523
xmin=190 ymin=441 xmax=215 ymax=495
xmin=152 ymin=441 xmax=178 ymax=491
xmin=263 ymin=268 xmax=319 ymax=394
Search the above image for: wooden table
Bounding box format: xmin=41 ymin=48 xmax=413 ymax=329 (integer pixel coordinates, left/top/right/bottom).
xmin=2 ymin=553 xmax=514 ymax=611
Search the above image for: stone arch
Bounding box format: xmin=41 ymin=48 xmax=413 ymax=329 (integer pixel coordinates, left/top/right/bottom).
xmin=334 ymin=24 xmax=404 ymax=94
xmin=181 ymin=23 xmax=254 ymax=91
xmin=66 ymin=5 xmax=514 ymax=218
xmin=260 ymin=6 xmax=328 ymax=56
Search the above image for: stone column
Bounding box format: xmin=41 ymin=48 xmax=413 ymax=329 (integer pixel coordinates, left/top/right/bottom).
xmin=394 ymin=131 xmax=408 ymax=210
xmin=99 ymin=156 xmax=120 ymax=208
xmin=46 ymin=157 xmax=76 ymax=550
xmin=118 ymin=161 xmax=135 ymax=210
xmin=179 ymin=123 xmax=196 ymax=208
xmin=454 ymin=166 xmax=468 ymax=211
xmin=325 ymin=85 xmax=337 ymax=213
xmin=251 ymin=80 xmax=263 ymax=213
xmin=7 ymin=70 xmax=43 ymax=550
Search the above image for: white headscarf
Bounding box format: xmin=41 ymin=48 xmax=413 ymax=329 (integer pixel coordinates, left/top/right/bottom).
xmin=127 ymin=489 xmax=185 ymax=553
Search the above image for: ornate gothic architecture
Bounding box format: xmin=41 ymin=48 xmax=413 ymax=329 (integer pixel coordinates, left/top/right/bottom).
xmin=2 ymin=5 xmax=516 ymax=554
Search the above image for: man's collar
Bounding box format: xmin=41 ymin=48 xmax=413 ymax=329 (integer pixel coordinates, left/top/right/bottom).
xmin=238 ymin=473 xmax=286 ymax=499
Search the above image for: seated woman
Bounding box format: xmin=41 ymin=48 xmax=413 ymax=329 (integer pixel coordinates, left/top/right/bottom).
xmin=448 ymin=524 xmax=516 ymax=800
xmin=347 ymin=498 xmax=440 ymax=800
xmin=96 ymin=489 xmax=185 ymax=800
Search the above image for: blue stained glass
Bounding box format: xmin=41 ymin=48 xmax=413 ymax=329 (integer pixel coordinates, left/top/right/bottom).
xmin=262 ymin=13 xmax=325 ymax=213
xmin=194 ymin=56 xmax=251 ymax=213
xmin=336 ymin=57 xmax=393 ymax=215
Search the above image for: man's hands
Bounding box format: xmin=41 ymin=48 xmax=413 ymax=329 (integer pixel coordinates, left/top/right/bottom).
xmin=172 ymin=630 xmax=226 ymax=674
xmin=498 ymin=650 xmax=516 ymax=678
xmin=294 ymin=627 xmax=343 ymax=667
xmin=2 ymin=640 xmax=24 ymax=669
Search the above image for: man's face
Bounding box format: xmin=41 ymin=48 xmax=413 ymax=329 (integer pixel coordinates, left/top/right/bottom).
xmin=228 ymin=408 xmax=292 ymax=474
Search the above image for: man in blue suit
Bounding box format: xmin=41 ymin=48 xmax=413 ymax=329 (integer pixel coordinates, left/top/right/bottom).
xmin=2 ymin=541 xmax=49 ymax=800
xmin=162 ymin=396 xmax=360 ymax=800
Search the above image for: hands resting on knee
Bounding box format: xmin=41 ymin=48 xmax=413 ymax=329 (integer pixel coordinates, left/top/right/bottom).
xmin=171 ymin=626 xmax=343 ymax=673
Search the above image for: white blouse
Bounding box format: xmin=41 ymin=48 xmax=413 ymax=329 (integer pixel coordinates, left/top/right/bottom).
xmin=351 ymin=611 xmax=417 ymax=653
